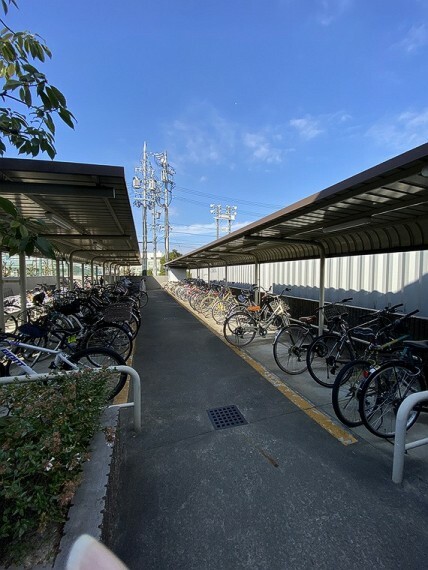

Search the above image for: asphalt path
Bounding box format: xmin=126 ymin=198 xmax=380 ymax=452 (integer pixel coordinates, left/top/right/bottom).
xmin=104 ymin=289 xmax=428 ymax=570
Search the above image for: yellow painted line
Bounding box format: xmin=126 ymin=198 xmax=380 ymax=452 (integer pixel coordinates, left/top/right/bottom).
xmin=228 ymin=342 xmax=357 ymax=446
xmin=170 ymin=291 xmax=357 ymax=446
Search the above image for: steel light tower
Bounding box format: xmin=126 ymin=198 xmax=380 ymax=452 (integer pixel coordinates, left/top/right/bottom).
xmin=210 ymin=204 xmax=237 ymax=239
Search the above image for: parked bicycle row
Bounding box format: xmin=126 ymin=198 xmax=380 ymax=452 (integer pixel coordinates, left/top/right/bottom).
xmin=0 ymin=279 xmax=148 ymax=400
xmin=165 ymin=279 xmax=425 ymax=441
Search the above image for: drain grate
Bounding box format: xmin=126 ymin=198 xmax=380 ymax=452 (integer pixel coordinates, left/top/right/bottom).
xmin=207 ymin=405 xmax=247 ymax=430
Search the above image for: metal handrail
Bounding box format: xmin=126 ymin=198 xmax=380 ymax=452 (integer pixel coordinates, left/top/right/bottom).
xmin=392 ymin=390 xmax=428 ymax=483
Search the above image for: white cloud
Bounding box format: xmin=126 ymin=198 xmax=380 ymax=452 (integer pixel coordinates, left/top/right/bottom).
xmin=317 ymin=0 xmax=352 ymax=26
xmin=242 ymin=132 xmax=284 ymax=164
xmin=166 ymin=103 xmax=288 ymax=167
xmin=289 ymin=116 xmax=323 ymax=140
xmin=166 ymin=103 xmax=236 ymax=167
xmin=366 ymin=108 xmax=428 ymax=150
xmin=171 ymin=223 xmax=217 ymax=236
xmin=396 ymin=24 xmax=428 ymax=54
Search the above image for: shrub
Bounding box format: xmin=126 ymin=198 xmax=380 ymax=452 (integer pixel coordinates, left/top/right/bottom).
xmin=0 ymin=370 xmax=113 ymax=563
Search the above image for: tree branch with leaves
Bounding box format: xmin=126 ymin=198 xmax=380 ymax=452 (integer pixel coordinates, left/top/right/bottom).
xmin=0 ymin=196 xmax=56 ymax=258
xmin=0 ymin=0 xmax=75 ymax=158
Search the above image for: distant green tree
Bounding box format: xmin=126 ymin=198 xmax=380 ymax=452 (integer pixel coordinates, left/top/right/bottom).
xmin=0 ymin=0 xmax=75 ymax=158
xmin=159 ymin=249 xmax=182 ymax=275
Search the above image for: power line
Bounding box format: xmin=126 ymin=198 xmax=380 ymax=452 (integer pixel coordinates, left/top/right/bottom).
xmin=175 ymin=184 xmax=282 ymax=209
xmin=173 ymin=195 xmax=262 ymax=218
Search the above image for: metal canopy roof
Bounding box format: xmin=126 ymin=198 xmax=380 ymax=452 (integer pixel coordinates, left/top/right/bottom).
xmin=167 ymin=143 xmax=428 ymax=270
xmin=0 ymin=157 xmax=140 ymax=265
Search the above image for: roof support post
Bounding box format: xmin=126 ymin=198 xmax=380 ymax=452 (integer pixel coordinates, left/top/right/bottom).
xmin=254 ymin=261 xmax=260 ymax=305
xmin=81 ymin=263 xmax=85 ymax=288
xmin=207 ymin=266 xmax=211 ymax=285
xmin=19 ymin=252 xmax=27 ymax=322
xmin=69 ymin=254 xmax=75 ymax=290
xmin=69 ymin=250 xmax=99 ymax=289
xmin=224 ymin=265 xmax=228 ymax=287
xmin=0 ymin=251 xmax=4 ymax=332
xmin=55 ymin=258 xmax=61 ymax=290
xmin=319 ymin=249 xmax=326 ymax=334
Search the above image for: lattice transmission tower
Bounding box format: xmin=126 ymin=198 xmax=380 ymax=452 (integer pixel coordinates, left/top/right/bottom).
xmin=133 ymin=142 xmax=175 ymax=275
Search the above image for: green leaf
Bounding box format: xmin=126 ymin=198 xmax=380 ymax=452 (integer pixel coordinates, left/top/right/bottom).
xmin=0 ymin=197 xmax=18 ymax=217
xmin=3 ymin=79 xmax=22 ymax=91
xmin=18 ymin=224 xmax=29 ymax=238
xmin=34 ymin=236 xmax=56 ymax=259
xmin=44 ymin=113 xmax=55 ymax=134
xmin=49 ymin=85 xmax=66 ymax=107
xmin=58 ymin=107 xmax=75 ymax=129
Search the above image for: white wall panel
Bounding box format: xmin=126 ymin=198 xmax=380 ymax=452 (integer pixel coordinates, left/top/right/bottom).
xmin=188 ymin=251 xmax=428 ymax=315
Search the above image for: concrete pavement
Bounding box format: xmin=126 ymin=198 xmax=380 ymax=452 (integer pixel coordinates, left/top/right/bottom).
xmin=103 ymin=288 xmax=428 ymax=570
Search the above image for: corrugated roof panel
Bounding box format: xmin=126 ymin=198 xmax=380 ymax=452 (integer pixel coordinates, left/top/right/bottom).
xmin=167 ymin=143 xmax=428 ymax=269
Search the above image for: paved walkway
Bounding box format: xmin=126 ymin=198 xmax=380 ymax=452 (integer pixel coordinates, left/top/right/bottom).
xmin=104 ymin=289 xmax=428 ymax=570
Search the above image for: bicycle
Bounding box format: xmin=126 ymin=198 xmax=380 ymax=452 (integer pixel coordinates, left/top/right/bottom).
xmin=223 ymin=288 xmax=291 ymax=347
xmin=305 ymin=298 xmax=395 ymax=388
xmin=273 ymin=297 xmax=365 ymax=376
xmin=273 ymin=314 xmax=318 ymax=375
xmin=357 ymin=337 xmax=428 ymax=439
xmin=0 ymin=331 xmax=128 ymax=401
xmin=331 ymin=307 xmax=416 ymax=427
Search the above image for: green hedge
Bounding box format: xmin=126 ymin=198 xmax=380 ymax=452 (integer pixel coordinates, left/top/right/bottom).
xmin=0 ymin=370 xmax=113 ymax=563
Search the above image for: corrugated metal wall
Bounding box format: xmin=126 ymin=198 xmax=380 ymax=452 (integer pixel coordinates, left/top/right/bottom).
xmin=194 ymin=250 xmax=428 ymax=316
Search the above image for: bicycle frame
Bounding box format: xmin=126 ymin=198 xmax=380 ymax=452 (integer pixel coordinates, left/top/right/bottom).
xmin=247 ymin=297 xmax=290 ymax=333
xmin=0 ymin=339 xmax=77 ymax=376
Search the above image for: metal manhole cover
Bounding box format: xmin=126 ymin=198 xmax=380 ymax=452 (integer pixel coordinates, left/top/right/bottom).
xmin=207 ymin=405 xmax=247 ymax=430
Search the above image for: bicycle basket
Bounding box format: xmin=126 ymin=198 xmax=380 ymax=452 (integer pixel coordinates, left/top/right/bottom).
xmin=323 ymin=304 xmax=347 ymax=322
xmin=102 ymin=304 xmax=133 ymax=323
xmin=53 ymin=299 xmax=81 ymax=315
xmin=17 ymin=323 xmax=47 ymax=338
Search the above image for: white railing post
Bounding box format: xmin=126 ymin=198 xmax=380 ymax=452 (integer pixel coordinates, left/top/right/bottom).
xmin=392 ymin=390 xmax=428 ymax=484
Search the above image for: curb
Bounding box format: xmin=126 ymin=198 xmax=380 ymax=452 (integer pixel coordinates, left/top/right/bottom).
xmin=52 ymin=406 xmax=120 ymax=568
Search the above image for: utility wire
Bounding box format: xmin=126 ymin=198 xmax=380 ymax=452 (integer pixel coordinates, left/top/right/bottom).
xmin=173 ymin=195 xmax=263 ymax=218
xmin=175 ymin=184 xmax=282 ymax=209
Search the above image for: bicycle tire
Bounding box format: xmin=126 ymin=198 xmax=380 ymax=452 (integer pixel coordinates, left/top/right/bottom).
xmin=211 ymin=299 xmax=229 ymax=324
xmin=65 ymin=347 xmax=128 ymax=400
xmin=140 ymin=291 xmax=149 ymax=308
xmin=273 ymin=324 xmax=313 ymax=375
xmin=223 ymin=311 xmax=257 ymax=347
xmin=84 ymin=322 xmax=133 ymax=360
xmin=331 ymin=359 xmax=371 ymax=427
xmin=306 ymin=334 xmax=354 ymax=388
xmin=358 ymin=360 xmax=424 ymax=438
xmin=3 ymin=313 xmax=18 ymax=334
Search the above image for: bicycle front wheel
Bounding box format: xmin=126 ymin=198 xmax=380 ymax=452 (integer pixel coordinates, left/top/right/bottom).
xmin=273 ymin=324 xmax=313 ymax=375
xmin=306 ymin=334 xmax=353 ymax=388
xmin=331 ymin=359 xmax=371 ymax=427
xmin=223 ymin=311 xmax=257 ymax=347
xmin=66 ymin=347 xmax=128 ymax=400
xmin=140 ymin=291 xmax=149 ymax=308
xmin=358 ymin=361 xmax=424 ymax=438
xmin=84 ymin=323 xmax=133 ymax=360
xmin=3 ymin=313 xmax=18 ymax=334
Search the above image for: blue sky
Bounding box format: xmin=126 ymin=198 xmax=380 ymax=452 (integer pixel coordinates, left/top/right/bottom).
xmin=5 ymin=0 xmax=428 ymax=253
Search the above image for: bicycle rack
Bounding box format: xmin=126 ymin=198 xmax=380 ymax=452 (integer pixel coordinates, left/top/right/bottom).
xmin=392 ymin=390 xmax=428 ymax=484
xmin=0 ymin=364 xmax=142 ymax=432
